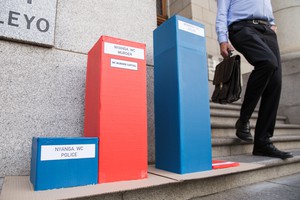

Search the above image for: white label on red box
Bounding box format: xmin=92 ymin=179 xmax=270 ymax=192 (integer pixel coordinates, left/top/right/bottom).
xmin=178 ymin=20 xmax=205 ymax=37
xmin=104 ymin=42 xmax=145 ymax=60
xmin=111 ymin=58 xmax=138 ymax=71
xmin=41 ymin=144 xmax=96 ymax=161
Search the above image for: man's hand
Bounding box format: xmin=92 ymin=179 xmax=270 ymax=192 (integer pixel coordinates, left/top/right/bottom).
xmin=220 ymin=42 xmax=234 ymax=58
xmin=270 ymin=25 xmax=277 ymax=33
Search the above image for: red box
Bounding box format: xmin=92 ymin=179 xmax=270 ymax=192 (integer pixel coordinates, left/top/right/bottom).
xmin=84 ymin=36 xmax=147 ymax=183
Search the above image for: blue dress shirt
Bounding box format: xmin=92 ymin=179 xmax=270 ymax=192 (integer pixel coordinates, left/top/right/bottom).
xmin=216 ymin=0 xmax=275 ymax=44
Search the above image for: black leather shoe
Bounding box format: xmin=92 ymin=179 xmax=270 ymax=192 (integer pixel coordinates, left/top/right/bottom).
xmin=235 ymin=119 xmax=253 ymax=142
xmin=253 ymin=143 xmax=293 ymax=159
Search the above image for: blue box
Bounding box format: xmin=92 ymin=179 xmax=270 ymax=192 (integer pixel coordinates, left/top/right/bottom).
xmin=30 ymin=137 xmax=98 ymax=191
xmin=154 ymin=15 xmax=212 ymax=174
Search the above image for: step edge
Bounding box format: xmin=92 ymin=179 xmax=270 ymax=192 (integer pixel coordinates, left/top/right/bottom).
xmin=210 ymin=111 xmax=287 ymax=120
xmin=212 ymin=135 xmax=300 ymax=146
xmin=212 ymin=122 xmax=300 ymax=128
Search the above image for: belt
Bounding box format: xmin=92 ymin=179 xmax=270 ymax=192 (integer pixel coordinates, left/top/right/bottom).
xmin=246 ymin=19 xmax=270 ymax=25
xmin=230 ymin=19 xmax=271 ymax=28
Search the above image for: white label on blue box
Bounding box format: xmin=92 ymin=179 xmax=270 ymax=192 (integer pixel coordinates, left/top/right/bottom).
xmin=111 ymin=58 xmax=138 ymax=70
xmin=178 ymin=20 xmax=205 ymax=37
xmin=104 ymin=42 xmax=145 ymax=60
xmin=40 ymin=144 xmax=96 ymax=161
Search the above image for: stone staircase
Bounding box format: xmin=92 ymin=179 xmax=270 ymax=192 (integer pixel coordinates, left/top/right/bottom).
xmin=210 ymin=102 xmax=300 ymax=158
xmin=1 ymin=102 xmax=300 ymax=200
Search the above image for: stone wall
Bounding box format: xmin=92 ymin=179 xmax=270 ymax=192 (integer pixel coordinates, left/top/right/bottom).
xmin=273 ymin=0 xmax=300 ymax=124
xmin=169 ymin=0 xmax=192 ymax=19
xmin=0 ymin=0 xmax=156 ymax=190
xmin=273 ymin=0 xmax=300 ymax=55
xmin=279 ymin=56 xmax=300 ymax=124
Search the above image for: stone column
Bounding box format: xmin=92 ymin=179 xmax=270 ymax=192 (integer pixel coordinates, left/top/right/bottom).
xmin=273 ymin=0 xmax=300 ymax=124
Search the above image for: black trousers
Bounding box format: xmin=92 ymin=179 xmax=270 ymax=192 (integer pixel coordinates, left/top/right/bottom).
xmin=229 ymin=22 xmax=282 ymax=147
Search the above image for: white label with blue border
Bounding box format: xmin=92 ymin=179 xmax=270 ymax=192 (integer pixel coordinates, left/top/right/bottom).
xmin=40 ymin=144 xmax=96 ymax=161
xmin=178 ymin=20 xmax=205 ymax=37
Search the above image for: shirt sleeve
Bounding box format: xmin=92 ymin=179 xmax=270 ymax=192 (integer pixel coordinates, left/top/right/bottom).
xmin=216 ymin=0 xmax=230 ymax=44
xmin=269 ymin=16 xmax=275 ymax=25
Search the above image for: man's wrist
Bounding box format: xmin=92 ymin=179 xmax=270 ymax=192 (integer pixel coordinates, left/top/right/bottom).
xmin=218 ymin=34 xmax=228 ymax=44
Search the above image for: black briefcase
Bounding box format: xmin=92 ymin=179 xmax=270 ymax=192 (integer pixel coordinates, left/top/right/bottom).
xmin=211 ymin=55 xmax=242 ymax=104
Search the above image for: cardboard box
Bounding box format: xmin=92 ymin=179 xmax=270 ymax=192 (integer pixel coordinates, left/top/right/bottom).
xmin=30 ymin=137 xmax=98 ymax=191
xmin=84 ymin=36 xmax=148 ymax=183
xmin=153 ymin=15 xmax=212 ymax=174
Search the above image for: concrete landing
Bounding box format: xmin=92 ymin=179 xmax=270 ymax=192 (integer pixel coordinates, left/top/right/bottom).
xmin=0 ymin=162 xmax=263 ymax=200
xmin=148 ymin=162 xmax=262 ymax=181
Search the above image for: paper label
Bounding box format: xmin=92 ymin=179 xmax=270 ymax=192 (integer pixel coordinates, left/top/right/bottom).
xmin=111 ymin=58 xmax=138 ymax=70
xmin=178 ymin=20 xmax=205 ymax=37
xmin=41 ymin=144 xmax=96 ymax=161
xmin=104 ymin=42 xmax=145 ymax=60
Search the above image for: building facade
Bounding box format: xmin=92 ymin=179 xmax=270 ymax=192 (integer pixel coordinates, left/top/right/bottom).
xmin=0 ymin=0 xmax=299 ymax=190
xmin=0 ymin=0 xmax=156 ymax=190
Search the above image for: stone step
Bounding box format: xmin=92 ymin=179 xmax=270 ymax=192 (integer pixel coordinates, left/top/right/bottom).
xmin=210 ymin=102 xmax=243 ymax=111
xmin=210 ymin=110 xmax=287 ymax=125
xmin=215 ymin=150 xmax=300 ymax=166
xmin=210 ymin=102 xmax=287 ymax=125
xmin=212 ymin=135 xmax=300 ymax=157
xmin=211 ymin=121 xmax=300 ymax=137
xmin=2 ymin=150 xmax=300 ymax=200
